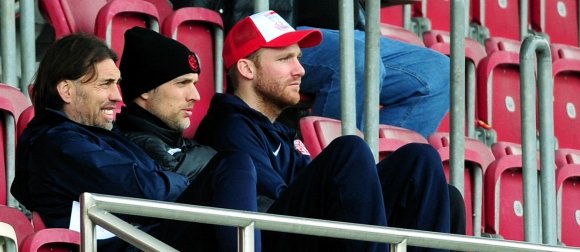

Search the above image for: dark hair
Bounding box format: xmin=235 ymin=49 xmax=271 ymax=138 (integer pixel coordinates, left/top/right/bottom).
xmin=32 ymin=33 xmax=118 ymax=113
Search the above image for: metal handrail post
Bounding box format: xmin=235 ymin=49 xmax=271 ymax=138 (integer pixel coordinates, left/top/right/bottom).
xmin=340 ymin=0 xmax=357 ymax=135
xmin=519 ymin=35 xmax=556 ymax=245
xmin=520 ymin=0 xmax=530 ymax=39
xmin=1 ymin=0 xmax=18 ymax=87
xmin=239 ymin=222 xmax=255 ymax=252
xmin=19 ymin=0 xmax=35 ymax=97
xmin=364 ymin=0 xmax=380 ymax=161
xmin=254 ymin=0 xmax=268 ymax=13
xmin=214 ymin=27 xmax=224 ymax=93
xmin=449 ymin=0 xmax=466 ymax=195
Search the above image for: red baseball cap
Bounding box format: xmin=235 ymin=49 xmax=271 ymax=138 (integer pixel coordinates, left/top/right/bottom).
xmin=223 ymin=10 xmax=323 ymax=70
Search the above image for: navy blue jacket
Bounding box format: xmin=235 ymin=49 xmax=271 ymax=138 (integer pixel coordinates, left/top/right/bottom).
xmin=195 ymin=94 xmax=311 ymax=207
xmin=11 ymin=109 xmax=189 ymax=229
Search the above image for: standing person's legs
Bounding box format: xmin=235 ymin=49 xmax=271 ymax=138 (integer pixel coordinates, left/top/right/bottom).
xmin=377 ymin=143 xmax=450 ymax=252
xmin=264 ymin=136 xmax=389 ymax=252
xmin=151 ymin=151 xmax=259 ymax=252
xmin=378 ymin=37 xmax=450 ymax=138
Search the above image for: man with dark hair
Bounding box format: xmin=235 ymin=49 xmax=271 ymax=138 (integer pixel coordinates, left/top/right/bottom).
xmin=11 ymin=32 xmax=258 ymax=251
xmin=196 ymin=10 xmax=452 ymax=252
xmin=115 ymin=26 xmax=261 ymax=251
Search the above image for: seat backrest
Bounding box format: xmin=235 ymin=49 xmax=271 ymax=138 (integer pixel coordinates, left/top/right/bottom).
xmin=0 ymin=205 xmax=35 ymax=248
xmin=161 ymin=7 xmax=224 ymax=138
xmin=380 ymin=23 xmax=424 ymax=46
xmin=142 ymin=0 xmax=174 ymax=23
xmin=300 ymin=116 xmax=364 ymax=158
xmin=0 ymin=222 xmax=18 ymax=252
xmin=17 ymin=106 xmax=35 ymax=139
xmin=471 ymin=0 xmax=521 ymax=40
xmin=38 ymin=0 xmax=73 ymax=38
xmin=380 ymin=5 xmax=405 ymax=27
xmin=550 ymin=44 xmax=580 ymax=149
xmin=94 ymin=0 xmax=160 ymax=64
xmin=20 ymin=229 xmax=80 ymax=252
xmin=60 ymin=0 xmax=108 ymax=34
xmin=477 ymin=38 xmax=523 ymax=144
xmin=531 ymin=0 xmax=578 ymax=46
xmin=428 ymin=132 xmax=495 ymax=236
xmin=412 ymin=0 xmax=455 ymax=32
xmin=378 ymin=124 xmax=427 ymax=160
xmin=553 ymin=148 xmax=580 ymax=246
xmin=0 ymin=84 xmax=32 ymax=205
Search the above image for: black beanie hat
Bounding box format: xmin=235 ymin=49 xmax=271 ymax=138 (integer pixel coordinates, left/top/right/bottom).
xmin=119 ymin=27 xmax=201 ymax=102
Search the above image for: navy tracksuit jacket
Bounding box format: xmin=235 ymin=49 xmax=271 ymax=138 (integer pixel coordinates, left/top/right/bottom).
xmin=195 ymin=93 xmax=451 ymax=252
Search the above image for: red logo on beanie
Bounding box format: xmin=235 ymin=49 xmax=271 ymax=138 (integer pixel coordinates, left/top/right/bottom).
xmin=188 ymin=54 xmax=200 ymax=73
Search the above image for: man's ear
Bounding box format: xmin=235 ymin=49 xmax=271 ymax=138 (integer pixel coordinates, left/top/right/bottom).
xmin=56 ymin=80 xmax=73 ymax=103
xmin=139 ymin=91 xmax=150 ymax=100
xmin=237 ymin=59 xmax=255 ymax=80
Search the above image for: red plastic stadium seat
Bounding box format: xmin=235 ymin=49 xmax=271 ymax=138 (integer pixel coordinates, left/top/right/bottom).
xmin=17 ymin=106 xmax=34 ymax=139
xmin=0 ymin=84 xmax=32 ymax=205
xmin=38 ymin=0 xmax=73 ymax=38
xmin=377 ymin=124 xmax=427 ymax=160
xmin=531 ymin=0 xmax=579 ymax=46
xmin=550 ymin=44 xmax=580 ymax=149
xmin=94 ymin=0 xmax=160 ymax=64
xmin=484 ymin=141 xmax=536 ymax=241
xmin=477 ymin=37 xmax=523 ymax=144
xmin=20 ymin=229 xmax=80 ymax=252
xmin=428 ymin=133 xmax=495 ymax=236
xmin=380 ymin=5 xmax=404 ymax=27
xmin=554 ymin=148 xmax=580 ymax=246
xmin=299 ymin=116 xmax=364 ymax=159
xmin=423 ymin=30 xmax=486 ymax=134
xmin=161 ymin=7 xmax=224 ymax=137
xmin=142 ymin=0 xmax=174 ymax=23
xmin=380 ymin=23 xmax=424 ymax=46
xmin=471 ymin=0 xmax=522 ymax=41
xmin=0 ymin=205 xmax=35 ymax=249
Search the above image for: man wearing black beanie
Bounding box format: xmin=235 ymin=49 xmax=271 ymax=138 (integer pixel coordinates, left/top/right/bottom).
xmin=116 ymin=27 xmax=261 ymax=252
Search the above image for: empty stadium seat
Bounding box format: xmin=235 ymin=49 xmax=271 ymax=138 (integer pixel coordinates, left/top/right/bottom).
xmin=377 ymin=124 xmax=427 ymax=160
xmin=94 ymin=0 xmax=160 ymax=64
xmin=143 ymin=0 xmax=174 ymax=23
xmin=531 ymin=0 xmax=579 ymax=46
xmin=0 ymin=205 xmax=35 ymax=249
xmin=299 ymin=116 xmax=364 ymax=159
xmin=17 ymin=106 xmax=34 ymax=139
xmin=477 ymin=37 xmax=523 ymax=144
xmin=428 ymin=133 xmax=495 ymax=236
xmin=161 ymin=7 xmax=224 ymax=138
xmin=484 ymin=141 xmax=536 ymax=241
xmin=380 ymin=5 xmax=405 ymax=27
xmin=550 ymin=44 xmax=580 ymax=150
xmin=38 ymin=0 xmax=74 ymax=38
xmin=380 ymin=23 xmax=424 ymax=46
xmin=554 ymin=148 xmax=580 ymax=246
xmin=471 ymin=0 xmax=522 ymax=41
xmin=20 ymin=228 xmax=80 ymax=252
xmin=0 ymin=84 xmax=32 ymax=205
xmin=0 ymin=222 xmax=18 ymax=252
xmin=423 ymin=30 xmax=487 ymax=134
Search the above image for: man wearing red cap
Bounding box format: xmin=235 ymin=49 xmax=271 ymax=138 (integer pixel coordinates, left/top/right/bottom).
xmin=196 ymin=11 xmax=452 ymax=252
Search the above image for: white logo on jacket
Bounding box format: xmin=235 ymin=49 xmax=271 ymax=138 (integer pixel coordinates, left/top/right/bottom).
xmin=272 ymin=143 xmax=282 ymax=156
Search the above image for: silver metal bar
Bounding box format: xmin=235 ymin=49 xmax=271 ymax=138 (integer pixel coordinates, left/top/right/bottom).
xmin=339 ymin=0 xmax=357 ymax=135
xmin=1 ymin=0 xmax=18 ymax=86
xmin=19 ymin=0 xmax=35 ymax=97
xmin=364 ymin=0 xmax=380 ymax=161
xmin=81 ymin=193 xmax=578 ymax=252
xmin=519 ymin=35 xmax=557 ymax=245
xmin=449 ymin=0 xmax=466 ymax=196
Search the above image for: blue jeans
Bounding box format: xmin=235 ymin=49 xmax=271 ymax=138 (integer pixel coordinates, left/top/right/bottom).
xmin=298 ymin=27 xmax=450 ymax=138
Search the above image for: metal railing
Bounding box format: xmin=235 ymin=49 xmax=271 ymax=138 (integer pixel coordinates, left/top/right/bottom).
xmin=80 ymin=193 xmax=579 ymax=252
